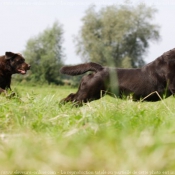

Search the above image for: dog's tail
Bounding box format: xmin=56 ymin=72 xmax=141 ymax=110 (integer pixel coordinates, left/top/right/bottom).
xmin=60 ymin=62 xmax=103 ymax=76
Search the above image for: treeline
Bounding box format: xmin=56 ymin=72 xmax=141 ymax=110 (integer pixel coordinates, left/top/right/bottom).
xmin=14 ymin=3 xmax=160 ymax=85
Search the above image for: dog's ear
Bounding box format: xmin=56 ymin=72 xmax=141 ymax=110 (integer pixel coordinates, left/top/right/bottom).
xmin=5 ymin=52 xmax=16 ymax=60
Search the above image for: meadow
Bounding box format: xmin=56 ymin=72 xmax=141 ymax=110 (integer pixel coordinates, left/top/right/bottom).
xmin=0 ymin=84 xmax=175 ymax=174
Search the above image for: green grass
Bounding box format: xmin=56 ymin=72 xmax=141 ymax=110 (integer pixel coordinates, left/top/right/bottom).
xmin=0 ymin=85 xmax=175 ymax=174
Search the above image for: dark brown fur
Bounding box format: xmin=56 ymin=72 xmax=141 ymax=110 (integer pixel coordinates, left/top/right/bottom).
xmin=60 ymin=48 xmax=175 ymax=105
xmin=0 ymin=52 xmax=30 ymax=93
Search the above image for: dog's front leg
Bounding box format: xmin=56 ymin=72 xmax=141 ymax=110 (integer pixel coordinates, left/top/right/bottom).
xmin=0 ymin=87 xmax=7 ymax=95
xmin=60 ymin=93 xmax=76 ymax=104
xmin=0 ymin=87 xmax=16 ymax=98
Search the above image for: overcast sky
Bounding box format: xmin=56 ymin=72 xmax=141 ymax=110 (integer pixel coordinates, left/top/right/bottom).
xmin=0 ymin=0 xmax=175 ymax=65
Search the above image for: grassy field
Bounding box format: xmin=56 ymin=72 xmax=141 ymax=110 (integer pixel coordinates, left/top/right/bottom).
xmin=0 ymin=84 xmax=175 ymax=174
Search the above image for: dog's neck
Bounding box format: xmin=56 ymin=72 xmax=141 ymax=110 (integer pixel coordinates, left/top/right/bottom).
xmin=0 ymin=57 xmax=13 ymax=75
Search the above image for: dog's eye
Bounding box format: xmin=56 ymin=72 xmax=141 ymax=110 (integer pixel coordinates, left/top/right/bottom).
xmin=18 ymin=59 xmax=24 ymax=63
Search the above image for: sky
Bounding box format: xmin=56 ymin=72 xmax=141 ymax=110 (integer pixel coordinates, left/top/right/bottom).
xmin=0 ymin=0 xmax=175 ymax=65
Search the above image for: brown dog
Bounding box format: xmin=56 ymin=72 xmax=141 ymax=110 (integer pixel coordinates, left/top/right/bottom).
xmin=0 ymin=52 xmax=30 ymax=94
xmin=60 ymin=48 xmax=175 ymax=105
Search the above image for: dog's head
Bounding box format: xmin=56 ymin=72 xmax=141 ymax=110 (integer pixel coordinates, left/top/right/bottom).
xmin=163 ymin=48 xmax=175 ymax=61
xmin=160 ymin=48 xmax=175 ymax=94
xmin=5 ymin=52 xmax=30 ymax=74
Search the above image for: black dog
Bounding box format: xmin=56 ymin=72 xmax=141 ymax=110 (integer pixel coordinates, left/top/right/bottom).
xmin=0 ymin=52 xmax=30 ymax=94
xmin=60 ymin=48 xmax=175 ymax=105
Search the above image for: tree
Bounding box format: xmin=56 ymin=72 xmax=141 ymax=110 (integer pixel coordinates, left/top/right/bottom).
xmin=23 ymin=21 xmax=64 ymax=84
xmin=75 ymin=4 xmax=160 ymax=68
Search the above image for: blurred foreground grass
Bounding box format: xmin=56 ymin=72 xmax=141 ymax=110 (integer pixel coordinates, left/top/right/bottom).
xmin=0 ymin=85 xmax=175 ymax=174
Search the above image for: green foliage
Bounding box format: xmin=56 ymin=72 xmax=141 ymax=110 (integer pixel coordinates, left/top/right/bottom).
xmin=76 ymin=3 xmax=160 ymax=67
xmin=1 ymin=85 xmax=175 ymax=171
xmin=23 ymin=21 xmax=64 ymax=84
